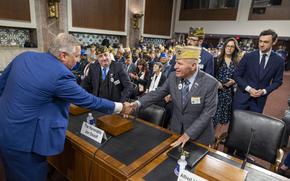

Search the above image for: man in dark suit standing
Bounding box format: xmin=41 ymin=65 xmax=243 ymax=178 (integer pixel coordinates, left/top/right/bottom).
xmin=0 ymin=33 xmax=132 ymax=180
xmin=187 ymin=27 xmax=215 ymax=76
xmin=233 ymin=29 xmax=284 ymax=113
xmin=131 ymin=46 xmax=219 ymax=147
xmin=82 ymin=46 xmax=133 ymax=102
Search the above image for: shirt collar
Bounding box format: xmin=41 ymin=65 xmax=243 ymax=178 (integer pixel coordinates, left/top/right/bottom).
xmin=259 ymin=49 xmax=272 ymax=57
xmin=185 ymin=68 xmax=198 ymax=84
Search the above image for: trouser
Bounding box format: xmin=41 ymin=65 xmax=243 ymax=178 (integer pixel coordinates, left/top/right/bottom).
xmin=0 ymin=147 xmax=47 ymax=181
xmin=284 ymin=152 xmax=290 ymax=167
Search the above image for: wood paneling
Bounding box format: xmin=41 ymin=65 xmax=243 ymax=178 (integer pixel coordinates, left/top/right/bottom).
xmin=144 ymin=0 xmax=173 ymax=36
xmin=179 ymin=0 xmax=238 ymax=21
xmin=249 ymin=6 xmax=290 ymax=20
xmin=71 ymin=0 xmax=126 ymax=32
xmin=48 ymin=118 xmax=178 ymax=181
xmin=0 ymin=0 xmax=30 ymax=21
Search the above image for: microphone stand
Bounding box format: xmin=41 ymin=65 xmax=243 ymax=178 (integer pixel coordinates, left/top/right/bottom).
xmin=241 ymin=128 xmax=255 ymax=169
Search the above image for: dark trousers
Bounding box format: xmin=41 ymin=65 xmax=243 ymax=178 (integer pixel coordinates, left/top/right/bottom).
xmin=0 ymin=147 xmax=47 ymax=181
xmin=284 ymin=152 xmax=290 ymax=167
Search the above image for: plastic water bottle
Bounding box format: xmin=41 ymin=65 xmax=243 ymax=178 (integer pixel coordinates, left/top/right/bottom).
xmin=86 ymin=113 xmax=96 ymax=126
xmin=174 ymin=155 xmax=187 ymax=176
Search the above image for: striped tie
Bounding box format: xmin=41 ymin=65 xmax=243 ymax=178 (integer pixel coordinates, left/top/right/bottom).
xmin=182 ymin=79 xmax=190 ymax=105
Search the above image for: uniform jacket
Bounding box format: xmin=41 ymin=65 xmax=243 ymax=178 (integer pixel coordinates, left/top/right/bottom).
xmin=82 ymin=61 xmax=133 ymax=102
xmin=139 ymin=71 xmax=219 ymax=145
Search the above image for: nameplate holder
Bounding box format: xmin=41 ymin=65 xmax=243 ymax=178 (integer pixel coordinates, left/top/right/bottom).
xmin=178 ymin=170 xmax=208 ymax=181
xmin=80 ymin=122 xmax=105 ymax=144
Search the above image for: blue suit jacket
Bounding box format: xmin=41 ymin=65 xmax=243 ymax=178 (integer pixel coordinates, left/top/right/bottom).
xmin=233 ymin=50 xmax=284 ymax=112
xmin=200 ymin=48 xmax=215 ymax=76
xmin=0 ymin=52 xmax=115 ymax=156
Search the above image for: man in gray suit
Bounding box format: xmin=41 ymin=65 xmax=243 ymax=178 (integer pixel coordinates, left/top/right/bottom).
xmin=131 ymin=46 xmax=219 ymax=147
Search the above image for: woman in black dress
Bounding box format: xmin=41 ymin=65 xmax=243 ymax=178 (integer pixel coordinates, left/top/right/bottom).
xmin=213 ymin=38 xmax=242 ymax=137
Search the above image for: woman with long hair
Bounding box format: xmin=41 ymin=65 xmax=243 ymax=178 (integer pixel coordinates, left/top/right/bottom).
xmin=129 ymin=59 xmax=149 ymax=97
xmin=213 ymin=38 xmax=242 ymax=137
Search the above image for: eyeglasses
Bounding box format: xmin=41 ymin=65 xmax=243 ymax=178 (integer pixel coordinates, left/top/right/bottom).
xmin=226 ymin=45 xmax=235 ymax=49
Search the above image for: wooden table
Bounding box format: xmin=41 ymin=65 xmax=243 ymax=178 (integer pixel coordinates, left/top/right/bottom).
xmin=48 ymin=112 xmax=178 ymax=181
xmin=129 ymin=143 xmax=289 ymax=181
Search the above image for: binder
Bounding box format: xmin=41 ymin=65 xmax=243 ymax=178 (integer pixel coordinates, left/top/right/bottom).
xmin=167 ymin=142 xmax=209 ymax=168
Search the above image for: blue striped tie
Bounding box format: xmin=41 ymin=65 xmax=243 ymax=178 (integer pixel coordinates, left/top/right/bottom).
xmin=102 ymin=68 xmax=106 ymax=80
xmin=182 ymin=79 xmax=190 ymax=105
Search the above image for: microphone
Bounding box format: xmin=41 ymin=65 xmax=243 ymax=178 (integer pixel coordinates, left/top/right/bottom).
xmin=241 ymin=128 xmax=255 ymax=169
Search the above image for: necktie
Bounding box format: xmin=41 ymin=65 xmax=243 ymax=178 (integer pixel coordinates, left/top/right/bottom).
xmin=102 ymin=68 xmax=107 ymax=80
xmin=182 ymin=79 xmax=190 ymax=105
xmin=259 ymin=54 xmax=267 ymax=78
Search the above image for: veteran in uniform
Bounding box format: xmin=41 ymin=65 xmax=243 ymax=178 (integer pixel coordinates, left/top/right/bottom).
xmin=82 ymin=46 xmax=133 ymax=102
xmin=132 ymin=46 xmax=219 ymax=147
xmin=187 ymin=27 xmax=215 ymax=76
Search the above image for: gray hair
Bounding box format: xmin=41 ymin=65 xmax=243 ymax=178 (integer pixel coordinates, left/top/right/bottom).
xmin=48 ymin=33 xmax=81 ymax=57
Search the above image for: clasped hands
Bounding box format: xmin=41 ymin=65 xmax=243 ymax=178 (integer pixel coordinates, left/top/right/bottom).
xmin=249 ymin=88 xmax=264 ymax=97
xmin=120 ymin=102 xmax=139 ymax=117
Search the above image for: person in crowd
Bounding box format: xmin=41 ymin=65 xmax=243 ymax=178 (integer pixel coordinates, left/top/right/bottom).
xmin=83 ymin=44 xmax=98 ymax=77
xmin=276 ymin=45 xmax=289 ymax=70
xmin=160 ymin=52 xmax=172 ymax=78
xmin=146 ymin=50 xmax=156 ymax=75
xmin=87 ymin=44 xmax=97 ymax=63
xmin=82 ymin=46 xmax=133 ymax=102
xmin=130 ymin=46 xmax=219 ymax=147
xmin=233 ymin=29 xmax=284 ymax=113
xmin=0 ymin=33 xmax=133 ymax=180
xmin=146 ymin=62 xmax=166 ymax=93
xmin=129 ymin=59 xmax=149 ymax=97
xmin=115 ymin=47 xmax=125 ymax=64
xmin=72 ymin=48 xmax=88 ymax=84
xmin=187 ymin=27 xmax=215 ymax=76
xmin=124 ymin=54 xmax=136 ymax=75
xmin=212 ymin=38 xmax=241 ymax=136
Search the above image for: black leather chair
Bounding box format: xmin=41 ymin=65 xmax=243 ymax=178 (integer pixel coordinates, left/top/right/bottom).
xmin=282 ymin=96 xmax=290 ymax=147
xmin=215 ymin=110 xmax=285 ymax=172
xmin=138 ymin=104 xmax=167 ymax=127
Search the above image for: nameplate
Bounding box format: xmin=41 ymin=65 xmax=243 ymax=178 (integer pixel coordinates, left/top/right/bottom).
xmin=80 ymin=122 xmax=104 ymax=143
xmin=178 ymin=170 xmax=208 ymax=181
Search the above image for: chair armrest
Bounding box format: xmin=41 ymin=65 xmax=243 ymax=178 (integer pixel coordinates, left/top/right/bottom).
xmin=271 ymin=148 xmax=284 ymax=172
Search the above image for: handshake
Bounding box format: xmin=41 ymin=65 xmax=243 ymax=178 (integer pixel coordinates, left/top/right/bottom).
xmin=120 ymin=102 xmax=139 ymax=116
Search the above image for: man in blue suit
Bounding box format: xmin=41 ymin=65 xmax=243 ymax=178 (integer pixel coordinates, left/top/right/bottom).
xmin=0 ymin=33 xmax=132 ymax=181
xmin=187 ymin=27 xmax=215 ymax=76
xmin=233 ymin=29 xmax=284 ymax=113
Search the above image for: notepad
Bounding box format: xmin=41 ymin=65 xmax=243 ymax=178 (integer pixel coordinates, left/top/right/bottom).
xmin=167 ymin=142 xmax=209 ymax=168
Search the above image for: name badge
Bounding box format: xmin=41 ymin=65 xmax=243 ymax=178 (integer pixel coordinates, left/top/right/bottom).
xmin=191 ymin=97 xmax=201 ymax=104
xmin=178 ymin=170 xmax=208 ymax=181
xmin=81 ymin=122 xmax=104 ymax=143
xmin=198 ymin=64 xmax=204 ymax=69
xmin=114 ymin=80 xmax=120 ymax=85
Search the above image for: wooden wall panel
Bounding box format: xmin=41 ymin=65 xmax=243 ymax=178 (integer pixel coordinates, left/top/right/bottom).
xmin=0 ymin=0 xmax=30 ymax=21
xmin=249 ymin=0 xmax=290 ymax=20
xmin=71 ymin=0 xmax=126 ymax=32
xmin=144 ymin=0 xmax=173 ymax=36
xmin=179 ymin=0 xmax=237 ymax=21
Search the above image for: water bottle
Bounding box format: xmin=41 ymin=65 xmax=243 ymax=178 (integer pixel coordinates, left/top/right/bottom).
xmin=86 ymin=113 xmax=96 ymax=126
xmin=174 ymin=155 xmax=187 ymax=176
